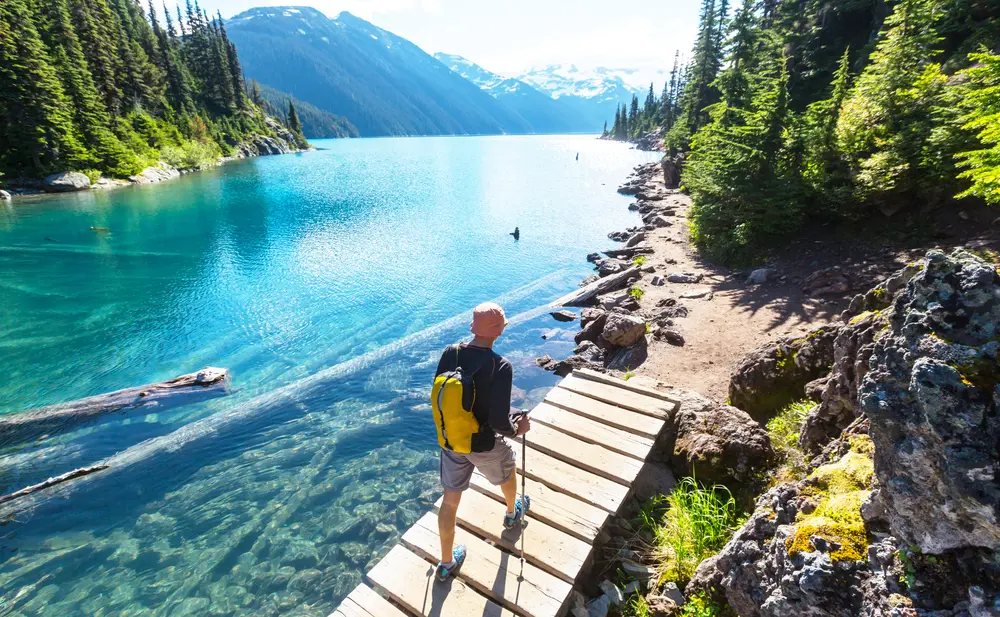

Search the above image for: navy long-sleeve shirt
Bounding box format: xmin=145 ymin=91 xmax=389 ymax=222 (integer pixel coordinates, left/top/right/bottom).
xmin=435 ymin=343 xmax=515 ymax=452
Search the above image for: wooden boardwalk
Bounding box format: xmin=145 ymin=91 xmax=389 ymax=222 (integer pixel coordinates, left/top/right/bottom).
xmin=331 ymin=368 xmax=678 ymax=617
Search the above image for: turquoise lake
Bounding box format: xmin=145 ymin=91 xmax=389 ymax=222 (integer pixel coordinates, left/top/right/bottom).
xmin=0 ymin=135 xmax=654 ymax=616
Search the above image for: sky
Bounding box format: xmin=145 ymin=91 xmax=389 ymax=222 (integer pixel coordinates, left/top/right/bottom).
xmin=169 ymin=0 xmax=700 ymax=86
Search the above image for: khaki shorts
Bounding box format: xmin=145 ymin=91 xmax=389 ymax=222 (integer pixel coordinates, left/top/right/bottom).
xmin=440 ymin=438 xmax=516 ymax=492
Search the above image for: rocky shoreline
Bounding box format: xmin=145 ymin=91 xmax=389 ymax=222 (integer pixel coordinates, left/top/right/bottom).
xmin=540 ymin=159 xmax=1000 ymax=617
xmin=536 ymin=160 xmax=684 ymax=378
xmin=0 ymin=119 xmax=311 ymax=200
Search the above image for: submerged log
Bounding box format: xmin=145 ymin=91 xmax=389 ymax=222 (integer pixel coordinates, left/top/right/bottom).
xmin=550 ymin=266 xmax=639 ymax=308
xmin=0 ymin=464 xmax=109 ymax=505
xmin=0 ymin=367 xmax=230 ymax=447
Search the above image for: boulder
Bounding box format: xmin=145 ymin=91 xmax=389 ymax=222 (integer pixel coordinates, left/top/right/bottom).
xmin=667 ymin=272 xmax=702 ymax=284
xmin=632 ymin=461 xmax=676 ymax=501
xmin=42 ymin=171 xmax=91 ymax=192
xmin=600 ymin=313 xmax=647 ymax=348
xmin=859 ymin=249 xmax=1000 ymax=554
xmin=597 ymin=290 xmax=639 ymax=312
xmin=0 ymin=190 xmax=11 ymax=200
xmin=586 ymin=252 xmax=602 ymax=263
xmin=661 ymin=155 xmax=682 ymax=189
xmin=664 ymin=388 xmax=774 ymax=485
xmin=573 ymin=340 xmax=605 ymax=364
xmin=802 ymin=267 xmax=850 ymax=297
xmin=653 ymin=328 xmax=685 ymax=346
xmin=608 ymin=230 xmax=630 ymax=242
xmin=645 ymin=594 xmax=679 ymax=617
xmin=129 ymin=163 xmax=180 ymax=184
xmin=605 ymin=338 xmax=649 ymax=371
xmin=625 ymin=232 xmax=647 ymax=248
xmin=745 ymin=268 xmax=775 ymax=285
xmin=536 ymin=354 xmax=602 ymax=377
xmin=596 ymin=259 xmax=625 ymax=277
xmin=728 ymin=324 xmax=840 ymax=422
xmin=575 ymin=309 xmax=608 ymax=345
xmin=550 ymin=310 xmax=577 ymax=322
xmin=651 ymin=275 xmax=665 ymax=286
xmin=648 ymin=215 xmax=673 ymax=228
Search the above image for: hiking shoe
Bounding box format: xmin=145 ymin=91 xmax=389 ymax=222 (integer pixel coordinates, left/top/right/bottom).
xmin=435 ymin=545 xmax=466 ymax=581
xmin=503 ymin=495 xmax=531 ymax=529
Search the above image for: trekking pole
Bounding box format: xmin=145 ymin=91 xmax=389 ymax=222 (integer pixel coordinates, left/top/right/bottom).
xmin=520 ymin=417 xmax=527 ymax=570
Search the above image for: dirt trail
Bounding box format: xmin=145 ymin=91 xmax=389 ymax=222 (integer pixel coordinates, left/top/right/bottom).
xmin=624 ymin=167 xmax=951 ymax=402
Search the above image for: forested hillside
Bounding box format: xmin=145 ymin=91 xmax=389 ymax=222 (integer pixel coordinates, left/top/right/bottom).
xmin=226 ymin=7 xmax=533 ymax=137
xmin=0 ymin=0 xmax=297 ymax=181
xmin=610 ymin=0 xmax=1000 ymax=264
xmin=255 ymin=82 xmax=359 ymax=138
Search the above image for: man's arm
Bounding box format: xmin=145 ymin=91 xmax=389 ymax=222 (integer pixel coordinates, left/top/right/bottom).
xmin=435 ymin=345 xmax=454 ymax=377
xmin=487 ymin=360 xmax=516 ymax=436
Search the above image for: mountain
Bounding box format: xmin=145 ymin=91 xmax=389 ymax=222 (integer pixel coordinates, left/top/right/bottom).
xmin=516 ymin=65 xmax=650 ymax=131
xmin=226 ymin=7 xmax=532 ymax=137
xmin=433 ymin=53 xmax=591 ymax=133
xmin=257 ymin=84 xmax=359 ymax=138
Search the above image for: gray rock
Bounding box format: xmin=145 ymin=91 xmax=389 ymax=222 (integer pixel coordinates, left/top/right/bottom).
xmin=625 ymin=232 xmax=647 ymax=248
xmin=802 ymin=267 xmax=850 ymax=297
xmin=550 ymin=310 xmax=577 ymax=322
xmin=605 ymin=338 xmax=649 ymax=372
xmin=679 ymin=288 xmax=712 ymax=300
xmin=649 ymin=215 xmax=673 ymax=228
xmin=620 ymin=560 xmax=657 ymax=581
xmin=632 ymin=461 xmax=676 ymax=501
xmin=623 ymin=580 xmax=642 ymax=596
xmin=646 ymin=594 xmax=680 ymax=617
xmin=665 ymin=388 xmax=774 ymax=485
xmin=574 ymin=340 xmax=605 ymax=363
xmin=597 ymin=290 xmax=639 ymax=311
xmin=575 ymin=309 xmax=608 ymax=345
xmin=728 ymin=324 xmax=840 ymax=423
xmin=746 ymin=268 xmax=775 ymax=285
xmin=659 ymin=583 xmax=685 ymax=609
xmin=651 ymin=275 xmax=665 ymax=286
xmin=129 ymin=163 xmax=180 ymax=184
xmin=586 ymin=593 xmax=612 ymax=617
xmin=654 ymin=328 xmax=684 ymax=346
xmin=667 ymin=272 xmax=703 ymax=284
xmin=42 ymin=171 xmax=91 ymax=192
xmin=0 ymin=190 xmax=11 ymax=200
xmin=587 ymin=252 xmax=602 ymax=263
xmin=596 ymin=259 xmax=626 ymax=277
xmin=601 ymin=313 xmax=647 ymax=348
xmin=599 ymin=580 xmax=624 ymax=606
xmin=860 ymin=249 xmax=1000 ymax=553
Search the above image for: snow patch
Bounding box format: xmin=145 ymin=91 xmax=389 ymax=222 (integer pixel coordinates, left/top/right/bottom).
xmin=297 ymin=28 xmax=306 ymax=35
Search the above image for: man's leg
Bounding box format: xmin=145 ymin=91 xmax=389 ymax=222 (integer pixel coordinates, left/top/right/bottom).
xmin=438 ymin=489 xmax=462 ymax=563
xmin=499 ymin=467 xmax=517 ymax=515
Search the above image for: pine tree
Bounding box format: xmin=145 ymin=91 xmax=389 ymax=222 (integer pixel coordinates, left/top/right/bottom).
xmin=628 ymin=94 xmax=639 ymax=137
xmin=836 ymin=0 xmax=950 ymax=209
xmin=0 ymin=0 xmax=87 ymax=173
xmin=955 ymin=51 xmax=1000 ymax=204
xmin=287 ymin=100 xmax=308 ymax=148
xmin=602 ymin=120 xmax=608 ymax=137
xmin=644 ymin=82 xmax=656 ymax=121
xmin=668 ymin=0 xmax=723 ymax=151
xmin=217 ymin=12 xmax=245 ymax=109
xmin=249 ymin=79 xmax=264 ymax=107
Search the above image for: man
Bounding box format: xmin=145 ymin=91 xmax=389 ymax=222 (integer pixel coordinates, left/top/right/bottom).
xmin=433 ymin=302 xmax=531 ymax=581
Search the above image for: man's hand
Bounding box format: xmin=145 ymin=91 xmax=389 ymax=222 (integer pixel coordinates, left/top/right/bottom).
xmin=514 ymin=415 xmax=531 ymax=436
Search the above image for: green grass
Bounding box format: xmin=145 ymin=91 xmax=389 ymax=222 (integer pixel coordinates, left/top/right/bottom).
xmin=649 ymin=477 xmax=741 ymax=584
xmin=628 ymin=285 xmax=645 ymax=301
xmin=632 ymin=255 xmax=648 ymax=266
xmin=678 ymin=593 xmax=730 ymax=617
xmin=766 ymin=400 xmax=812 ymax=481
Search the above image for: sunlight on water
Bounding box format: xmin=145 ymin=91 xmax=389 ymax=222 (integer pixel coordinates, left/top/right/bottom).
xmin=0 ymin=135 xmax=655 ymax=616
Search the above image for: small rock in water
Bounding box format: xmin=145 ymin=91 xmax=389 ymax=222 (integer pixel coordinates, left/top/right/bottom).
xmin=586 ymin=252 xmax=602 ymax=263
xmin=550 ymin=310 xmax=577 ymax=322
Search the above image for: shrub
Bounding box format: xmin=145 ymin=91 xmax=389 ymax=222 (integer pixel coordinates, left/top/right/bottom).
xmin=766 ymin=400 xmax=812 ymax=481
xmin=628 ymin=285 xmax=645 ymax=301
xmin=79 ymin=169 xmax=102 ymax=185
xmin=159 ymin=140 xmax=221 ymax=170
xmin=678 ymin=593 xmax=730 ymax=617
xmin=632 ymin=256 xmax=648 ymax=266
xmin=651 ymin=477 xmax=741 ymax=584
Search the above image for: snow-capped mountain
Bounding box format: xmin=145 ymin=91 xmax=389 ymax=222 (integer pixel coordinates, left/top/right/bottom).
xmin=513 ymin=64 xmax=662 ymax=131
xmin=433 ymin=53 xmax=596 ymax=133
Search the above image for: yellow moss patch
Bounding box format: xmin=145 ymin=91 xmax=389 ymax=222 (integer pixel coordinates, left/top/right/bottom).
xmin=849 ymin=310 xmax=879 ymax=325
xmin=848 ymin=434 xmax=875 ymax=456
xmin=785 ymin=451 xmax=874 ymax=562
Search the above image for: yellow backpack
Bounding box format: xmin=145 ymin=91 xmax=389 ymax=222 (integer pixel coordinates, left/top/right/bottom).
xmin=431 ymin=346 xmax=485 ymax=454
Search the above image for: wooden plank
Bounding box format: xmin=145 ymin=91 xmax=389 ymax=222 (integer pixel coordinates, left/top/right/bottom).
xmin=515 ymin=423 xmax=641 ymax=486
xmin=573 ymin=368 xmax=681 ymax=406
xmin=558 ymin=374 xmax=673 ymax=420
xmin=520 ymin=445 xmax=629 ymax=513
xmin=544 ymin=388 xmax=664 ymax=439
xmin=402 ymin=513 xmax=572 ymax=617
xmin=468 ymin=470 xmax=607 ymax=543
xmin=332 ymin=584 xmax=409 ymax=617
xmin=434 ymin=489 xmax=592 ymax=583
xmin=368 ymin=545 xmax=514 ymax=617
xmin=529 ymin=402 xmax=654 ymax=461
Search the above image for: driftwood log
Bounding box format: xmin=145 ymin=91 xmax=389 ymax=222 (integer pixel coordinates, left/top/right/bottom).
xmin=602 ymin=245 xmax=654 ymax=259
xmin=0 ymin=465 xmax=109 ymax=505
xmin=0 ymin=367 xmax=230 ymax=447
xmin=550 ymin=266 xmax=639 ymax=307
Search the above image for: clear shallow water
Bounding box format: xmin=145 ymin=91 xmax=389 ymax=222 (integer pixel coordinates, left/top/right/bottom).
xmin=0 ymin=135 xmax=654 ymax=616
